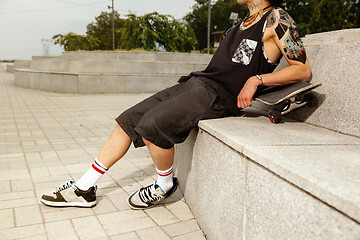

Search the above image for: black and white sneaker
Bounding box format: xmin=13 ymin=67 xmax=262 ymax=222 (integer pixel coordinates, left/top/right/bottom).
xmin=128 ymin=177 xmax=178 ymax=210
xmin=40 ymin=179 xmax=97 ymax=207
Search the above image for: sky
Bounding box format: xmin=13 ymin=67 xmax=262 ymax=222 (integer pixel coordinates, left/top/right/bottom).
xmin=0 ymin=0 xmax=197 ymax=60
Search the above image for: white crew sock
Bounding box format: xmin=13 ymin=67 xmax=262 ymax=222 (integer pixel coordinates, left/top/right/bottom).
xmin=155 ymin=166 xmax=173 ymax=193
xmin=76 ymin=158 xmax=108 ymax=191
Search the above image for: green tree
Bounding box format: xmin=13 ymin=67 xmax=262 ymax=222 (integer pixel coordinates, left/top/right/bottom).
xmin=308 ymin=0 xmax=353 ymax=34
xmin=52 ymin=33 xmax=100 ymax=51
xmin=185 ymin=0 xmax=250 ymax=50
xmin=282 ymin=0 xmax=316 ymax=36
xmin=118 ymin=12 xmax=197 ymax=52
xmin=348 ymin=0 xmax=360 ymax=28
xmin=86 ymin=11 xmax=126 ymax=50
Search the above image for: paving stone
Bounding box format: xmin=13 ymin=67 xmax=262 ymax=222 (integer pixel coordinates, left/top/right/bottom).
xmin=107 ymin=192 xmax=131 ymax=211
xmin=111 ymin=232 xmax=140 ymax=240
xmin=0 ymin=180 xmax=11 ymax=193
xmin=0 ymin=169 xmax=30 ymax=181
xmin=101 ymin=216 xmax=156 ymax=236
xmin=0 ymin=208 xmax=14 ymax=229
xmin=165 ymin=201 xmax=194 ymax=221
xmin=11 ymin=179 xmax=34 ymax=192
xmin=45 ymin=220 xmax=78 ymax=240
xmin=15 ymin=205 xmax=42 ymax=226
xmin=137 ymin=226 xmax=171 ymax=240
xmin=116 ymin=178 xmax=144 ymax=193
xmin=171 ymin=230 xmax=206 ymax=240
xmin=162 ymin=219 xmax=200 ymax=238
xmin=72 ymin=216 xmax=108 ymax=239
xmin=93 ymin=197 xmax=118 ymax=215
xmin=43 ymin=207 xmax=94 ymax=222
xmin=8 ymin=159 xmax=28 ymax=170
xmin=1 ymin=224 xmax=46 ymax=239
xmin=30 ymin=167 xmax=51 ymax=177
xmin=145 ymin=206 xmax=179 ymax=226
xmin=0 ymin=197 xmax=38 ymax=210
xmin=48 ymin=165 xmax=68 ymax=176
xmin=0 ymin=190 xmax=34 ymax=201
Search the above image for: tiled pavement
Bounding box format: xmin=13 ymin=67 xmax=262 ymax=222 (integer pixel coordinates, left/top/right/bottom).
xmin=0 ymin=66 xmax=206 ymax=240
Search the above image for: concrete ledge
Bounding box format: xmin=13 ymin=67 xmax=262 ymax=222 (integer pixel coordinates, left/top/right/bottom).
xmin=5 ymin=64 xmax=14 ymax=73
xmin=62 ymin=51 xmax=213 ymax=63
xmin=174 ymin=116 xmax=360 ymax=239
xmin=14 ymin=69 xmax=180 ymax=93
xmin=28 ymin=58 xmax=208 ymax=74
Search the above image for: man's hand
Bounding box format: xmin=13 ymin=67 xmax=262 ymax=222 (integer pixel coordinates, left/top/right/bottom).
xmin=237 ymin=76 xmax=262 ymax=109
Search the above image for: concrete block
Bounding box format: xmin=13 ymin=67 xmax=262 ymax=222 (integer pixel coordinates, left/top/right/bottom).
xmin=14 ymin=60 xmax=31 ymax=69
xmin=286 ymin=43 xmax=360 ymax=137
xmin=48 ymin=73 xmax=78 ymax=93
xmin=245 ymin=160 xmax=360 ymax=240
xmin=244 ymin=144 xmax=360 ymax=223
xmin=62 ymin=51 xmax=212 ymax=63
xmin=102 ymin=75 xmax=126 ymax=93
xmin=78 ymin=74 xmax=103 ymax=94
xmin=6 ymin=63 xmax=14 ymax=73
xmin=124 ymin=75 xmax=148 ymax=93
xmin=175 ymin=129 xmax=246 ymax=240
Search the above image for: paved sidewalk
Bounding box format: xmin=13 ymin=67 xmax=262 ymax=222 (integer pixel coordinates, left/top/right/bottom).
xmin=0 ymin=66 xmax=206 ymax=240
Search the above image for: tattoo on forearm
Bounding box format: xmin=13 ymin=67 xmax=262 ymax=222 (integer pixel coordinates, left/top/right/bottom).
xmin=266 ymin=11 xmax=276 ymax=28
xmin=275 ymin=9 xmax=306 ymax=64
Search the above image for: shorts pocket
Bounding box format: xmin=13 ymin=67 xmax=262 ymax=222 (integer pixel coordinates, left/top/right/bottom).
xmin=232 ymin=39 xmax=258 ymax=65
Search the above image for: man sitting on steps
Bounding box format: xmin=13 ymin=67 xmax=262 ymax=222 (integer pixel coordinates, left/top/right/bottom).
xmin=40 ymin=0 xmax=311 ymax=210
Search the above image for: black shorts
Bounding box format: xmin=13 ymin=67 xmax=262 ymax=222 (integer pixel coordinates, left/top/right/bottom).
xmin=115 ymin=77 xmax=231 ymax=149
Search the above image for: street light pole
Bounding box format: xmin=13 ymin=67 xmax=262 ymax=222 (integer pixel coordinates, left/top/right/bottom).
xmin=108 ymin=0 xmax=115 ymax=50
xmin=112 ymin=0 xmax=115 ymax=50
xmin=207 ymin=0 xmax=211 ymax=54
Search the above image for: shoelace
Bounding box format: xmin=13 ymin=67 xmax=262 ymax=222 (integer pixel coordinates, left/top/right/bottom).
xmin=54 ymin=179 xmax=75 ymax=193
xmin=139 ymin=183 xmax=164 ymax=203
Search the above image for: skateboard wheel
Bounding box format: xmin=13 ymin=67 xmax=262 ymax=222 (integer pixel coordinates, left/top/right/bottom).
xmin=268 ymin=110 xmax=282 ymax=124
xmin=304 ymin=92 xmax=318 ymax=108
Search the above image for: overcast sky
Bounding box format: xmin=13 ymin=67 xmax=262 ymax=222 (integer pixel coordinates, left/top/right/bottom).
xmin=0 ymin=0 xmax=196 ymax=60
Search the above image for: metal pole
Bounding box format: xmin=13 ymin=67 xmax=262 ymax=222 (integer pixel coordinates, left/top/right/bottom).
xmin=112 ymin=0 xmax=115 ymax=50
xmin=207 ymin=0 xmax=211 ymax=54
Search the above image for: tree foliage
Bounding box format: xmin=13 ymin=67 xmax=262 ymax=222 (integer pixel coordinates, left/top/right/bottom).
xmin=52 ymin=33 xmax=100 ymax=51
xmin=185 ymin=0 xmax=247 ymax=50
xmin=118 ymin=12 xmax=197 ymax=52
xmin=308 ymin=0 xmax=353 ymax=34
xmin=53 ymin=11 xmax=197 ymax=52
xmin=86 ymin=11 xmax=126 ymax=50
xmin=185 ymin=0 xmax=360 ymax=50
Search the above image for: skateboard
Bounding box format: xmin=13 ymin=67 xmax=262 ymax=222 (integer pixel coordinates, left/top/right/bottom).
xmin=253 ymin=81 xmax=322 ymax=123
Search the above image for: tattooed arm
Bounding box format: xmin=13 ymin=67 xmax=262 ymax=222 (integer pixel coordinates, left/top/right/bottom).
xmin=237 ymin=9 xmax=311 ymax=108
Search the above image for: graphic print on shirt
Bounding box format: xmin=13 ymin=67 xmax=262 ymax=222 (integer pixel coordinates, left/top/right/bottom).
xmin=232 ymin=39 xmax=258 ymax=65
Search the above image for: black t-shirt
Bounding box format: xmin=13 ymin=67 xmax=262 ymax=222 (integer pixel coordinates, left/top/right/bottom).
xmin=179 ymin=9 xmax=281 ymax=115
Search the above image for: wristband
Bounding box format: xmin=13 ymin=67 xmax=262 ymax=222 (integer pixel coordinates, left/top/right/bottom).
xmin=256 ymin=75 xmax=263 ymax=86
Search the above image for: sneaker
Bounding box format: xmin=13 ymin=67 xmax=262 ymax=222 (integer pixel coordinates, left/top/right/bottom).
xmin=128 ymin=177 xmax=178 ymax=210
xmin=40 ymin=179 xmax=97 ymax=207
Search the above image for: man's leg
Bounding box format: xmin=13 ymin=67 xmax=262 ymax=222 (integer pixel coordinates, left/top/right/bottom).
xmin=143 ymin=137 xmax=175 ymax=193
xmin=40 ymin=124 xmax=132 ymax=207
xmin=75 ymin=124 xmax=131 ymax=191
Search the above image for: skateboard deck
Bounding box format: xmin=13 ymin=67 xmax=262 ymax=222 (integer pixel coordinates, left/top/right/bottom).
xmin=255 ymin=81 xmax=322 ymax=105
xmin=253 ymin=81 xmax=322 ymax=123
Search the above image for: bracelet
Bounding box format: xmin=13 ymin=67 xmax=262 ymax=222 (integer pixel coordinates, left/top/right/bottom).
xmin=256 ymin=75 xmax=263 ymax=86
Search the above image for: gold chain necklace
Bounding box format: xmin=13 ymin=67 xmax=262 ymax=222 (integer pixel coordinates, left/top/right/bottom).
xmin=242 ymin=5 xmax=273 ymax=28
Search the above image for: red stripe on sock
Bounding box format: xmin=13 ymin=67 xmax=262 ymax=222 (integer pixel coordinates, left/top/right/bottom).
xmin=158 ymin=170 xmax=173 ymax=177
xmin=92 ymin=164 xmax=105 ymax=174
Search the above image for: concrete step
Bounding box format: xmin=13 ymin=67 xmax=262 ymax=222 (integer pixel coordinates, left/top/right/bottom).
xmin=29 ymin=58 xmax=207 ymax=74
xmin=175 ymin=117 xmax=360 ymax=240
xmin=61 ymin=51 xmax=213 ymax=63
xmin=14 ymin=69 xmax=181 ymax=94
